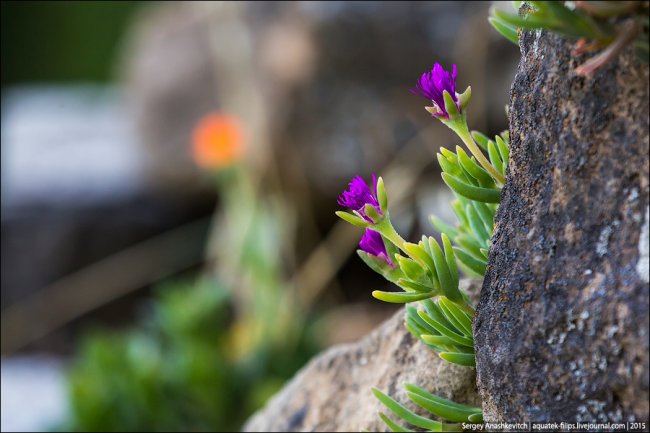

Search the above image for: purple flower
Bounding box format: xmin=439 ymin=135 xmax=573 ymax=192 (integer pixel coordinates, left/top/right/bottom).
xmin=359 ymin=229 xmax=393 ymax=266
xmin=410 ymin=63 xmax=460 ymax=118
xmin=337 ymin=174 xmax=381 ymax=222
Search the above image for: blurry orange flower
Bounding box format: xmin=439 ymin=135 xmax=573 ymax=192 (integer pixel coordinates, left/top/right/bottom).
xmin=192 ymin=113 xmax=246 ymax=169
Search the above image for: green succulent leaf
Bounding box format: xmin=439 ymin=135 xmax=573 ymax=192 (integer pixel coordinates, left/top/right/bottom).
xmin=406 ymin=391 xmax=482 ymax=422
xmin=470 ymin=131 xmax=491 ymax=152
xmin=450 ymin=200 xmax=470 ymax=228
xmin=428 ymin=237 xmax=461 ymax=302
xmin=397 ymin=279 xmax=435 ymax=293
xmin=456 ymin=147 xmax=495 ymax=188
xmin=441 ymin=234 xmax=459 ymax=291
xmin=487 ymin=141 xmax=504 ymax=178
xmin=455 ymin=234 xmax=485 ymax=262
xmin=466 ymin=204 xmax=490 ymax=248
xmin=491 ymin=7 xmax=553 ymax=31
xmin=421 ymin=300 xmax=461 ymax=334
xmin=335 ymin=211 xmax=369 ymax=228
xmin=441 ymin=173 xmax=501 ymax=203
xmin=467 ymin=412 xmax=484 ymax=423
xmin=406 ymin=305 xmax=439 ymax=336
xmin=453 ymin=247 xmax=487 ymax=276
xmin=458 ymin=86 xmax=472 ymax=111
xmin=420 ymin=334 xmax=461 ymax=352
xmin=437 ymin=153 xmax=463 ymax=176
xmin=396 ymin=256 xmax=427 ymax=283
xmin=429 ymin=215 xmax=459 ymax=241
xmin=358 ymin=251 xmax=403 ymax=282
xmin=439 ymin=352 xmax=476 ymax=367
xmin=488 ymin=16 xmax=519 ymax=45
xmin=378 ymin=412 xmax=415 ymax=432
xmin=437 ymin=297 xmax=473 ymax=337
xmin=404 ymin=384 xmax=481 ymax=412
xmin=402 ymin=242 xmax=436 ymax=275
xmin=372 ymin=290 xmax=437 ymax=304
xmin=495 ymin=135 xmax=510 ymax=167
xmin=442 ymin=90 xmax=460 ymax=119
xmin=417 ymin=310 xmax=473 ymax=347
xmin=371 ymin=388 xmax=444 ymax=431
xmin=440 ymin=147 xmax=458 ymax=162
xmin=471 ymin=201 xmax=495 ymax=237
xmin=364 ymin=203 xmax=382 ymax=223
xmin=377 ymin=176 xmax=388 ymax=214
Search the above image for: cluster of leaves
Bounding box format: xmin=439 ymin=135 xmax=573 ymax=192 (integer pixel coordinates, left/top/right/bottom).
xmin=361 ymin=231 xmax=463 ymax=305
xmin=490 ymin=1 xmax=649 ymax=74
xmin=432 ymin=131 xmax=510 ymax=277
xmin=64 ymin=279 xmax=319 ymax=432
xmin=372 ymin=385 xmax=483 ymax=432
xmin=362 ymin=132 xmax=509 ymax=431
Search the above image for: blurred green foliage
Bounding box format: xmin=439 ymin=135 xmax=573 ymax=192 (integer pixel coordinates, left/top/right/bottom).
xmin=65 ymin=278 xmax=319 ymax=432
xmin=1 ymin=1 xmax=143 ymax=86
xmin=64 ymin=163 xmax=321 ymax=431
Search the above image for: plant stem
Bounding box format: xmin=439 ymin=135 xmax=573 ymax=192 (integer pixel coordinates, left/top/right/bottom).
xmin=376 ymin=216 xmax=407 ymax=251
xmin=455 ymin=122 xmax=506 ymax=185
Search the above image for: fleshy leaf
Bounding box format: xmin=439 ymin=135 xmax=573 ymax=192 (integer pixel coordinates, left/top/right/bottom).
xmin=453 ymin=247 xmax=487 ymax=276
xmin=437 ymin=153 xmax=462 ymax=176
xmin=458 ymin=86 xmax=472 ymax=111
xmin=470 ymin=130 xmax=491 ymax=152
xmin=465 ymin=204 xmax=490 ymax=248
xmin=438 ymin=297 xmax=473 ymax=336
xmin=397 ymin=279 xmax=435 ymax=293
xmin=371 ymin=388 xmax=444 ymax=431
xmin=372 ymin=290 xmax=437 ymax=304
xmin=439 ymin=352 xmax=476 ymax=367
xmin=441 ymin=173 xmax=501 ymax=203
xmin=429 ymin=237 xmax=461 ymax=302
xmin=442 ymin=90 xmax=460 ymax=119
xmin=405 ymin=383 xmax=482 ymax=413
xmin=378 ymin=412 xmax=414 ymax=432
xmin=406 ymin=391 xmax=481 ymax=422
xmin=441 ymin=234 xmax=459 ymax=291
xmin=335 ymin=211 xmax=369 ymax=228
xmin=364 ymin=203 xmax=382 ymax=223
xmin=487 ymin=141 xmax=504 ymax=177
xmin=417 ymin=310 xmax=473 ymax=347
xmin=377 ymin=176 xmax=388 ymax=214
xmin=488 ymin=16 xmax=519 ymax=45
xmin=456 ymin=147 xmax=495 ymax=187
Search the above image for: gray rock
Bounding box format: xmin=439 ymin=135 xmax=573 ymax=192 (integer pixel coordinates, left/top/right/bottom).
xmin=244 ymin=280 xmax=481 ymax=432
xmin=475 ymin=29 xmax=649 ymax=424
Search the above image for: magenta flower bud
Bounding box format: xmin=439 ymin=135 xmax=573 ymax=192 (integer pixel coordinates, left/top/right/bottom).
xmin=337 ymin=174 xmax=382 ymax=223
xmin=359 ymin=229 xmax=393 ymax=267
xmin=410 ymin=63 xmax=460 ymax=119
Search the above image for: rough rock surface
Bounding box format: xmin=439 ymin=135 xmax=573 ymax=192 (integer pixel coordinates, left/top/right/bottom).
xmin=244 ymin=281 xmax=481 ymax=432
xmin=475 ymin=29 xmax=649 ymax=423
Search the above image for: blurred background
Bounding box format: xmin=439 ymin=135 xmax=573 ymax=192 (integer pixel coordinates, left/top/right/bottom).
xmin=1 ymin=1 xmax=518 ymax=431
